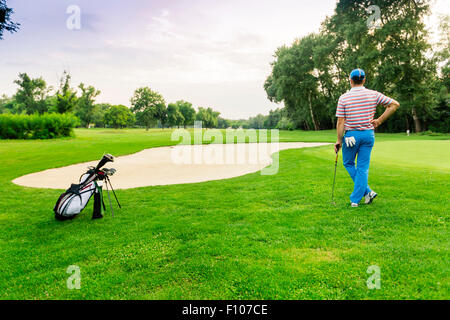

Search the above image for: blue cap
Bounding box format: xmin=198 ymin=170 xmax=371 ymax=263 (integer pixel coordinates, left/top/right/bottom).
xmin=350 ymin=68 xmax=365 ymax=81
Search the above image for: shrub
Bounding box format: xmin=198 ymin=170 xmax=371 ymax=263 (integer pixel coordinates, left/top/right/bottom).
xmin=0 ymin=113 xmax=80 ymax=139
xmin=276 ymin=117 xmax=294 ymax=131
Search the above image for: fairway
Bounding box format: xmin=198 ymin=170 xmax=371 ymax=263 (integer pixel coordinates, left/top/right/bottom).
xmin=0 ymin=129 xmax=449 ymax=300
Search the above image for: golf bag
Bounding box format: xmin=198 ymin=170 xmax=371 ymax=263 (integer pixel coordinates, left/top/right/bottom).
xmin=54 ymin=154 xmax=121 ymax=221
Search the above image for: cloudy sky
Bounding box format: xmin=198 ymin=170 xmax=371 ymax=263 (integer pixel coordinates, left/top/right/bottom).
xmin=1 ymin=0 xmax=448 ymax=119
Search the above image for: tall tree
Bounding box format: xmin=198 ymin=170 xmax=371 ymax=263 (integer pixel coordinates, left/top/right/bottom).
xmin=265 ymin=34 xmax=325 ymax=130
xmin=177 ymin=100 xmax=196 ymax=128
xmin=428 ymin=14 xmax=450 ymax=132
xmin=130 ymin=87 xmax=166 ymax=130
xmin=75 ymin=83 xmax=100 ymax=128
xmin=14 ymin=73 xmax=50 ymax=115
xmin=325 ymin=0 xmax=436 ymax=132
xmin=55 ymin=71 xmax=77 ymax=114
xmin=0 ymin=0 xmax=20 ymax=40
xmin=265 ymin=0 xmax=441 ymax=132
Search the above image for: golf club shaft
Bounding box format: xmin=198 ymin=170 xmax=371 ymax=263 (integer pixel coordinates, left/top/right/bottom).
xmin=331 ymin=152 xmax=338 ymax=202
xmin=106 ymin=176 xmax=121 ymax=208
xmin=105 ymin=181 xmax=114 ymax=217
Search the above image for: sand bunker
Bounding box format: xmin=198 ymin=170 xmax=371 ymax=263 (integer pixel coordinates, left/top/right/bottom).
xmin=12 ymin=142 xmax=329 ymax=190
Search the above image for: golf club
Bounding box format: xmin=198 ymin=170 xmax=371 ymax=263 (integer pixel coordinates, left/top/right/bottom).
xmin=95 ymin=154 xmax=115 ymax=172
xmin=331 ymin=151 xmax=339 ymax=205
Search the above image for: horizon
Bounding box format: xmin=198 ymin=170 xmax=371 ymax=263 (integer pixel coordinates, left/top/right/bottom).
xmin=1 ymin=0 xmax=448 ymax=120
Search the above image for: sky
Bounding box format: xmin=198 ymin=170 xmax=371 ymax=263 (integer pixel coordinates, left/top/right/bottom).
xmin=1 ymin=0 xmax=448 ymax=119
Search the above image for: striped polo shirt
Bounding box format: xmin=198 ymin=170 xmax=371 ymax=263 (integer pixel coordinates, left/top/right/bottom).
xmin=336 ymin=87 xmax=393 ymax=131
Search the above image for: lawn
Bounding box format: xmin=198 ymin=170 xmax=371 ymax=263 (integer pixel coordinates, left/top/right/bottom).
xmin=0 ymin=129 xmax=448 ymax=299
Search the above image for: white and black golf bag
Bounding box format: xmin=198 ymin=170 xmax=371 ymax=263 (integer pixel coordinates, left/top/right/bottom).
xmin=54 ymin=154 xmax=121 ymax=221
xmin=54 ymin=171 xmax=99 ymax=220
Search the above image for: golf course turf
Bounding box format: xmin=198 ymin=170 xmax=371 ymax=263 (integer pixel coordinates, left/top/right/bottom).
xmin=0 ymin=129 xmax=448 ymax=300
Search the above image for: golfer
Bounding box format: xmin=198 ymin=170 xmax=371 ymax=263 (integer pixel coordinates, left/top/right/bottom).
xmin=334 ymin=69 xmax=400 ymax=207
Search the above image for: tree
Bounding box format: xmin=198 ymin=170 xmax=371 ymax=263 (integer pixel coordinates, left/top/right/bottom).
xmin=0 ymin=0 xmax=20 ymax=40
xmin=155 ymin=103 xmax=167 ymax=128
xmin=55 ymin=71 xmax=77 ymax=114
xmin=75 ymin=83 xmax=100 ymax=128
xmin=92 ymin=103 xmax=111 ymax=128
xmin=104 ymin=105 xmax=135 ymax=129
xmin=325 ymin=0 xmax=436 ymax=132
xmin=428 ymin=14 xmax=450 ymax=132
xmin=217 ymin=117 xmax=230 ymax=129
xmin=264 ymin=0 xmax=443 ymax=132
xmin=248 ymin=114 xmax=266 ymax=129
xmin=265 ymin=34 xmax=324 ymax=130
xmin=196 ymin=107 xmax=220 ymax=128
xmin=264 ymin=108 xmax=283 ymax=129
xmin=166 ymin=103 xmax=184 ymax=128
xmin=130 ymin=87 xmax=166 ymax=130
xmin=0 ymin=94 xmax=16 ymax=113
xmin=14 ymin=73 xmax=50 ymax=115
xmin=177 ymin=100 xmax=196 ymax=128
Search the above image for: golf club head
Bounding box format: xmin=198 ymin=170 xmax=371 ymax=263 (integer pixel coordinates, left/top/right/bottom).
xmin=102 ymin=168 xmax=116 ymax=176
xmin=95 ymin=154 xmax=115 ymax=171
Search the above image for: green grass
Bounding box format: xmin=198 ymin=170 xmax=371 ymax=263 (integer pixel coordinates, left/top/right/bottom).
xmin=0 ymin=129 xmax=448 ymax=300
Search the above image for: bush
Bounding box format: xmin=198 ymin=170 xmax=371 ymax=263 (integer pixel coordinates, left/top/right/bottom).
xmin=276 ymin=117 xmax=294 ymax=131
xmin=0 ymin=113 xmax=80 ymax=139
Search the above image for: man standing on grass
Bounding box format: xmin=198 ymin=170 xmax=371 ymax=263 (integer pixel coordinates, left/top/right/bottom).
xmin=334 ymin=69 xmax=400 ymax=207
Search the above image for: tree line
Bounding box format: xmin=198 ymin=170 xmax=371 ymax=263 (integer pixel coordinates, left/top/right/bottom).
xmin=2 ymin=0 xmax=447 ymax=133
xmin=264 ymin=0 xmax=449 ymax=133
xmin=0 ymin=71 xmax=226 ymax=130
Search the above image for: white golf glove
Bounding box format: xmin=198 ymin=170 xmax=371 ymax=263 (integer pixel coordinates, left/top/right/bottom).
xmin=345 ymin=136 xmax=356 ymax=148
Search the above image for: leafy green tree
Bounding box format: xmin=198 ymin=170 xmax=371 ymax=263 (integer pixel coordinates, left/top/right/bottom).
xmin=92 ymin=103 xmax=111 ymax=128
xmin=55 ymin=71 xmax=77 ymax=114
xmin=264 ymin=108 xmax=284 ymax=129
xmin=0 ymin=94 xmax=17 ymax=113
xmin=325 ymin=0 xmax=436 ymax=132
xmin=217 ymin=117 xmax=230 ymax=129
xmin=154 ymin=102 xmax=167 ymax=129
xmin=276 ymin=117 xmax=294 ymax=130
xmin=0 ymin=0 xmax=20 ymax=40
xmin=196 ymin=107 xmax=220 ymax=128
xmin=130 ymin=87 xmax=166 ymax=130
xmin=177 ymin=100 xmax=196 ymax=128
xmin=166 ymin=103 xmax=184 ymax=128
xmin=265 ymin=34 xmax=324 ymax=130
xmin=248 ymin=114 xmax=266 ymax=129
xmin=14 ymin=73 xmax=50 ymax=115
xmin=265 ymin=0 xmax=443 ymax=132
xmin=75 ymin=83 xmax=100 ymax=128
xmin=428 ymin=14 xmax=450 ymax=132
xmin=104 ymin=105 xmax=135 ymax=129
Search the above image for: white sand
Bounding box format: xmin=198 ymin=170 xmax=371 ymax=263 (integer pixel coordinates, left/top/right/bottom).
xmin=12 ymin=142 xmax=329 ymax=190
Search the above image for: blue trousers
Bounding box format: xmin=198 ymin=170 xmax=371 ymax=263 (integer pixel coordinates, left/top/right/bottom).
xmin=342 ymin=130 xmax=375 ymax=204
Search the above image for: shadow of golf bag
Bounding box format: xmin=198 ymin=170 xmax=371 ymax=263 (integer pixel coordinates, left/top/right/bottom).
xmin=54 ymin=154 xmax=121 ymax=221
